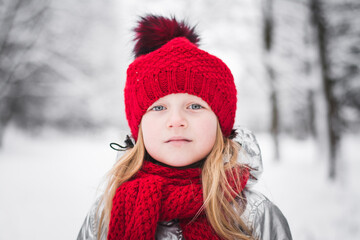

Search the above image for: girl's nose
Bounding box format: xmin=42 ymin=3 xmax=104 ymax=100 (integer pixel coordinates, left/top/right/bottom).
xmin=167 ymin=110 xmax=187 ymax=128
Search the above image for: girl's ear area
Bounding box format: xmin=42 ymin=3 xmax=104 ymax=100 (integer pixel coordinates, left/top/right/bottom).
xmin=228 ymin=129 xmax=238 ymax=139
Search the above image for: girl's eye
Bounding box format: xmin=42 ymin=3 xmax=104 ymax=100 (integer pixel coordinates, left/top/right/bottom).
xmin=151 ymin=105 xmax=165 ymax=111
xmin=188 ymin=104 xmax=203 ymax=110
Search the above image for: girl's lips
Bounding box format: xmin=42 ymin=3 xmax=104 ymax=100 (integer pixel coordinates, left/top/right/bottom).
xmin=165 ymin=139 xmax=192 ymax=147
xmin=165 ymin=137 xmax=192 ymax=143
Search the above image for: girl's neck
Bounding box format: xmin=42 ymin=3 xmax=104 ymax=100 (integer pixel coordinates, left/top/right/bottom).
xmin=145 ymin=152 xmax=205 ymax=170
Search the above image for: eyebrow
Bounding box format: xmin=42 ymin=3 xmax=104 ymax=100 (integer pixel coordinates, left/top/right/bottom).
xmin=148 ymin=97 xmax=209 ymax=109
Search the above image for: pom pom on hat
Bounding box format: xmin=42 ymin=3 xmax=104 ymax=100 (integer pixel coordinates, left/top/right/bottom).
xmin=133 ymin=15 xmax=200 ymax=58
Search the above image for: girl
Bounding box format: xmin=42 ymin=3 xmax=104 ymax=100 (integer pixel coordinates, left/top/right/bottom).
xmin=77 ymin=15 xmax=292 ymax=240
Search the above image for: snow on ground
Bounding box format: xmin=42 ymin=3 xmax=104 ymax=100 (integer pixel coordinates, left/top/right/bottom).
xmin=254 ymin=133 xmax=360 ymax=240
xmin=0 ymin=127 xmax=119 ymax=240
xmin=0 ymin=127 xmax=359 ymax=240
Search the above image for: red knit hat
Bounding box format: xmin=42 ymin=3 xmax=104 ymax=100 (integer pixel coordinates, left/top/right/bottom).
xmin=125 ymin=15 xmax=237 ymax=141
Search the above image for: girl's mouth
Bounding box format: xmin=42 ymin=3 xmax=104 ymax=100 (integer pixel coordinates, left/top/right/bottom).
xmin=165 ymin=137 xmax=192 ymax=143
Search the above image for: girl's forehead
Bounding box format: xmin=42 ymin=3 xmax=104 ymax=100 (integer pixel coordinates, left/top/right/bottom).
xmin=146 ymin=93 xmax=214 ymax=112
xmin=154 ymin=93 xmax=205 ymax=102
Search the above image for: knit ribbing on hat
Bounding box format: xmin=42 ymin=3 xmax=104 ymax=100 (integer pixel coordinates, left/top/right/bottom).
xmin=125 ymin=37 xmax=237 ymax=141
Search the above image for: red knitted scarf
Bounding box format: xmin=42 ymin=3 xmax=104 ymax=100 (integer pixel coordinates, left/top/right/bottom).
xmin=107 ymin=161 xmax=249 ymax=240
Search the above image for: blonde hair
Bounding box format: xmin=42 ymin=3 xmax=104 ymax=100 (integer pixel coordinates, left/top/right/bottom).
xmin=97 ymin=123 xmax=253 ymax=240
xmin=202 ymin=123 xmax=253 ymax=239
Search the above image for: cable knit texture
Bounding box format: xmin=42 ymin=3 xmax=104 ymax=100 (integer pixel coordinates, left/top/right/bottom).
xmin=125 ymin=37 xmax=237 ymax=140
xmin=107 ymin=161 xmax=249 ymax=240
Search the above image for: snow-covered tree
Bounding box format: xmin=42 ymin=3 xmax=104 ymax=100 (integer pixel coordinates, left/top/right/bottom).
xmin=0 ymin=0 xmax=119 ymax=148
xmin=262 ymin=0 xmax=281 ymax=160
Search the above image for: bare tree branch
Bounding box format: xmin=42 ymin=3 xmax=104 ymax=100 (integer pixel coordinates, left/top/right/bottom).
xmin=0 ymin=0 xmax=23 ymax=56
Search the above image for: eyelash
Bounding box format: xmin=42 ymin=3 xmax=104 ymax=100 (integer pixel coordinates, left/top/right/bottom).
xmin=151 ymin=105 xmax=165 ymax=111
xmin=188 ymin=104 xmax=203 ymax=110
xmin=150 ymin=104 xmax=204 ymax=111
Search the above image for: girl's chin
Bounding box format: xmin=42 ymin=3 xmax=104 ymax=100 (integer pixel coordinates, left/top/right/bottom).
xmin=160 ymin=161 xmax=191 ymax=167
xmin=156 ymin=158 xmax=203 ymax=168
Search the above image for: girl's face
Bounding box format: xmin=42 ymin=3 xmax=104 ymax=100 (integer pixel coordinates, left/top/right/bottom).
xmin=141 ymin=93 xmax=218 ymax=167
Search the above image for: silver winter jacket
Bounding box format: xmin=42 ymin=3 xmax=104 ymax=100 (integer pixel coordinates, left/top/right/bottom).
xmin=77 ymin=128 xmax=292 ymax=240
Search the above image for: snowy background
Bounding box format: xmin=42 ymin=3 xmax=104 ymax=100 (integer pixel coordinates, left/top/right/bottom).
xmin=1 ymin=127 xmax=359 ymax=240
xmin=1 ymin=0 xmax=359 ymax=239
